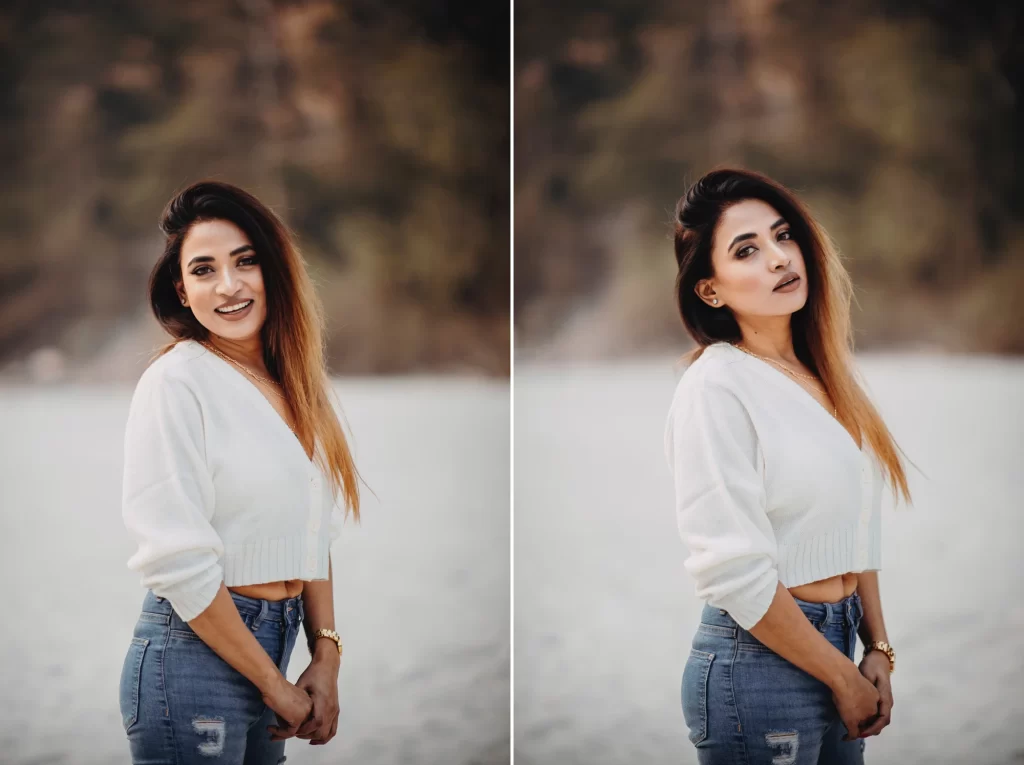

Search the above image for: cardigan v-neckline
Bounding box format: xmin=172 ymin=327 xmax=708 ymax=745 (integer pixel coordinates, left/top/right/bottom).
xmin=190 ymin=340 xmax=315 ymax=465
xmin=713 ymin=342 xmax=866 ymax=457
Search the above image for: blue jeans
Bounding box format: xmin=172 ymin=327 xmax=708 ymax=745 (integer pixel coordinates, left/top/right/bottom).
xmin=682 ymin=591 xmax=867 ymax=764
xmin=119 ymin=589 xmax=305 ymax=764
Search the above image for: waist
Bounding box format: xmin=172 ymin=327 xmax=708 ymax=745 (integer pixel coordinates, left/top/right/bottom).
xmin=701 ymin=589 xmax=863 ymax=637
xmin=228 ymin=580 xmax=304 ymax=601
xmin=143 ymin=587 xmax=305 ymax=626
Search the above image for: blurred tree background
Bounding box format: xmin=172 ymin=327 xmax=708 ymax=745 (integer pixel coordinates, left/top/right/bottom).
xmin=515 ymin=0 xmax=1024 ymax=358
xmin=0 ymin=0 xmax=509 ymax=379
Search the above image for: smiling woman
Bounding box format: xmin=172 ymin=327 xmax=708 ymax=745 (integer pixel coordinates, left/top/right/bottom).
xmin=118 ymin=180 xmax=362 ymax=763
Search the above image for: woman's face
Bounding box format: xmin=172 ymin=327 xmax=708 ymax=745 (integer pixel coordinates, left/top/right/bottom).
xmin=695 ymin=199 xmax=808 ymax=319
xmin=176 ymin=219 xmax=268 ymax=343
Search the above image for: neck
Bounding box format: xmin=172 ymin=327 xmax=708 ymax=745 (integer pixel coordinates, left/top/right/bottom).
xmin=734 ymin=315 xmax=797 ymax=363
xmin=207 ymin=333 xmax=267 ymax=373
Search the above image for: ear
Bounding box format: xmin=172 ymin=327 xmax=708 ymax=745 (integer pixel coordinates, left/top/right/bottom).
xmin=694 ymin=279 xmax=720 ymax=308
xmin=174 ymin=281 xmax=188 ymax=307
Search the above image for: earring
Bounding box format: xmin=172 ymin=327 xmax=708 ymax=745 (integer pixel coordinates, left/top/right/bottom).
xmin=712 ymin=298 xmax=719 ymax=305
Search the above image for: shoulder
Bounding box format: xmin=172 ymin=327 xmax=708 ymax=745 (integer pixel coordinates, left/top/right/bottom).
xmin=132 ymin=340 xmax=209 ymax=406
xmin=671 ymin=342 xmax=747 ymax=404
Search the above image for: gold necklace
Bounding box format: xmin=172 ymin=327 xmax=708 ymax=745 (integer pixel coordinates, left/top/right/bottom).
xmin=731 ymin=343 xmax=837 ymax=418
xmin=199 ymin=340 xmax=283 ymax=398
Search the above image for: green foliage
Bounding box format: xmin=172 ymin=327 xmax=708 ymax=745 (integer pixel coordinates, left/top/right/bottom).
xmin=515 ymin=0 xmax=1024 ymax=354
xmin=0 ymin=1 xmax=509 ymax=374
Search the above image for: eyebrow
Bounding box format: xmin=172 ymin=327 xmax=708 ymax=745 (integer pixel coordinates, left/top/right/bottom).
xmin=727 ymin=218 xmax=787 ymax=252
xmin=186 ymin=244 xmax=255 ymax=269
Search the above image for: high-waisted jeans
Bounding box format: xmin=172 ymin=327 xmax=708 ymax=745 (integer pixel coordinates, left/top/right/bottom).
xmin=682 ymin=590 xmax=867 ymax=764
xmin=118 ymin=589 xmax=305 ymax=764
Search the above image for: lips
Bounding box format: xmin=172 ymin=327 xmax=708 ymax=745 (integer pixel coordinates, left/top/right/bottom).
xmin=773 ymin=275 xmax=800 ymax=291
xmin=215 ymin=299 xmax=254 ymax=314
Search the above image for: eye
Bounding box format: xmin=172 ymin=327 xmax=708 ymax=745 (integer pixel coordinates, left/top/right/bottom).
xmin=736 ymin=245 xmax=755 ymax=259
xmin=778 ymin=230 xmax=792 ymax=242
xmin=191 ymin=256 xmax=257 ymax=276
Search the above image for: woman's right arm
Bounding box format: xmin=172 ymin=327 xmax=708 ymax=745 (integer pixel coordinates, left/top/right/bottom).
xmin=665 ymin=377 xmax=879 ymax=735
xmin=121 ymin=368 xmax=311 ymax=729
xmin=186 ymin=583 xmax=312 ymax=732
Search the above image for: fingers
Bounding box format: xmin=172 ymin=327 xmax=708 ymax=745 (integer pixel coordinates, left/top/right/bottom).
xmin=296 ymin=715 xmax=324 ymax=739
xmin=858 ymin=691 xmax=894 ymax=738
xmin=269 ymin=709 xmax=309 ymax=742
xmin=267 ymin=723 xmax=301 ymax=742
xmin=312 ymin=714 xmax=339 ymax=745
xmin=297 ymin=697 xmax=337 ymax=741
xmin=841 ymin=713 xmax=876 ymax=742
xmin=295 ymin=707 xmax=321 ymax=739
xmin=880 ymin=689 xmax=894 ymax=716
xmin=858 ymin=711 xmax=891 ymax=738
xmin=304 ymin=705 xmax=337 ymax=742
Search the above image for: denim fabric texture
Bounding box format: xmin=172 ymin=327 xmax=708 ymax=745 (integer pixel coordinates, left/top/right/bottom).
xmin=682 ymin=590 xmax=869 ymax=764
xmin=118 ymin=589 xmax=305 ymax=764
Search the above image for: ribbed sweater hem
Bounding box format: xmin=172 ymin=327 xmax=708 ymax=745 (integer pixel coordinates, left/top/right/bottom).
xmin=777 ymin=525 xmax=875 ymax=587
xmin=221 ymin=534 xmax=332 ymax=586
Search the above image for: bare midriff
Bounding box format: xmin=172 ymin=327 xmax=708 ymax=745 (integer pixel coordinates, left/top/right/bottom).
xmin=229 ymin=580 xmax=305 ymax=601
xmin=787 ymin=572 xmax=859 ymax=603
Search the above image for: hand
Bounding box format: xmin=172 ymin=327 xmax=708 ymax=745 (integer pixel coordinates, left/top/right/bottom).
xmin=292 ymin=658 xmax=340 ymax=745
xmin=853 ymin=651 xmax=893 ymax=738
xmin=261 ymin=675 xmax=314 ymax=742
xmin=831 ymin=664 xmax=881 ymax=742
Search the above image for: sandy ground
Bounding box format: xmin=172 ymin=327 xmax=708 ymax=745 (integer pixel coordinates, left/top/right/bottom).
xmin=0 ymin=375 xmax=510 ymax=765
xmin=514 ymin=353 xmax=1024 ymax=765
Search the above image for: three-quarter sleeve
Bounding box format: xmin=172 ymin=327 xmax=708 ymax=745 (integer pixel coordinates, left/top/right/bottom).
xmin=665 ymin=378 xmax=779 ymax=630
xmin=122 ymin=366 xmax=224 ymax=622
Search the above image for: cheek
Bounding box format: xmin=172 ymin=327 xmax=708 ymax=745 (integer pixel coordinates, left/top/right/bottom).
xmin=728 ymin=267 xmax=768 ymax=296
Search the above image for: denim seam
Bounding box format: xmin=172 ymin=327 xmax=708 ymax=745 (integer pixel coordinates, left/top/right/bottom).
xmin=698 ymin=623 xmax=736 ymax=638
xmin=735 ymin=643 xmax=776 ymax=654
xmin=123 ymin=637 xmax=149 ymax=730
xmin=727 ymin=635 xmax=749 ymax=765
xmin=156 ymin=620 xmax=179 ymax=765
xmin=168 ymin=629 xmax=205 ymax=642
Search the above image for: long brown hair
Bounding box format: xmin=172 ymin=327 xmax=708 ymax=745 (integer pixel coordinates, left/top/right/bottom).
xmin=673 ymin=167 xmax=914 ymax=507
xmin=147 ymin=180 xmax=361 ymax=520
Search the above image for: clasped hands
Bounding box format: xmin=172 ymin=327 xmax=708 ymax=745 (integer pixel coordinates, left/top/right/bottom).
xmin=267 ymin=659 xmax=340 ymax=746
xmin=847 ymin=651 xmax=894 ymax=740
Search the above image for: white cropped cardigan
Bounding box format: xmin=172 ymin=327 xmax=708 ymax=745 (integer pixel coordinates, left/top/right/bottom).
xmin=664 ymin=342 xmax=883 ymax=630
xmin=122 ymin=340 xmax=344 ymax=621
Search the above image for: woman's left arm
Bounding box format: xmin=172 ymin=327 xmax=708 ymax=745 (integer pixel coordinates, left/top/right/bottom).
xmin=291 ymin=556 xmax=341 ymax=746
xmin=854 ymin=571 xmax=894 ymax=737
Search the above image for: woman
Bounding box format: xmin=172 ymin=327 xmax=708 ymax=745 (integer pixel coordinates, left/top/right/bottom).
xmin=664 ymin=168 xmax=911 ymax=763
xmin=118 ymin=180 xmax=361 ymax=763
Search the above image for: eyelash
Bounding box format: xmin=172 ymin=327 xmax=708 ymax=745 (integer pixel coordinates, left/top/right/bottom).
xmin=191 ymin=255 xmax=258 ymax=276
xmin=737 ymin=230 xmax=792 ymax=259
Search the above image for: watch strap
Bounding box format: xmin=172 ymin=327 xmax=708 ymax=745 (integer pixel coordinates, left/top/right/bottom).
xmin=309 ymin=628 xmax=343 ymax=656
xmin=865 ymin=640 xmax=895 ymax=674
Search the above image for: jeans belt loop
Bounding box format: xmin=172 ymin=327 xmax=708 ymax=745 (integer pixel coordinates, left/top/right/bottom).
xmin=251 ymin=599 xmax=268 ymax=631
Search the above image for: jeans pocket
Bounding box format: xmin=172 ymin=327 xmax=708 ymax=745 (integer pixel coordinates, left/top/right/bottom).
xmin=119 ymin=637 xmax=149 ymax=732
xmin=681 ymin=648 xmax=715 ymax=746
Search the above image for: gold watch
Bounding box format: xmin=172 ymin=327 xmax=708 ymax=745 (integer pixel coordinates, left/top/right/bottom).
xmin=864 ymin=640 xmax=894 ymax=674
xmin=309 ymin=628 xmax=343 ymax=657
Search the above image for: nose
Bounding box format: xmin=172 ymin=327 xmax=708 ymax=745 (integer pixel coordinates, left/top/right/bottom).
xmin=767 ymin=241 xmax=789 ymax=270
xmin=214 ymin=267 xmax=240 ymax=295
